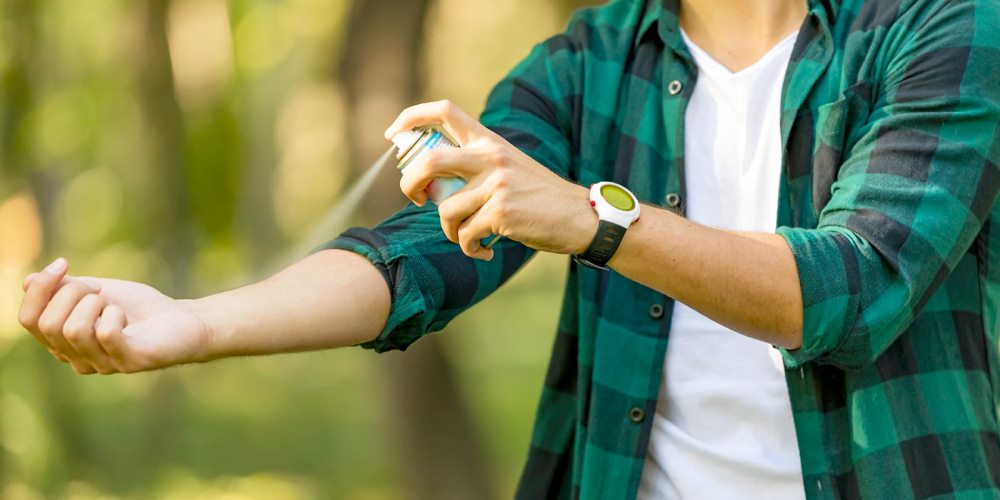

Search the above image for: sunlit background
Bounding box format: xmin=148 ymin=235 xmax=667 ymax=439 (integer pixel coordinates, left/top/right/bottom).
xmin=0 ymin=0 xmax=599 ymax=498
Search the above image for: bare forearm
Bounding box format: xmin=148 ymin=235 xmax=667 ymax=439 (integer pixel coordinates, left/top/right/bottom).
xmin=608 ymin=207 xmax=803 ymax=349
xmin=191 ymin=249 xmax=390 ymax=360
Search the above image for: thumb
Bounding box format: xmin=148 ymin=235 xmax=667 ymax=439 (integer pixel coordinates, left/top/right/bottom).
xmin=23 ymin=273 xmax=101 ymax=293
xmin=22 ymin=273 xmax=39 ymax=291
xmin=23 ymin=257 xmax=70 ymax=291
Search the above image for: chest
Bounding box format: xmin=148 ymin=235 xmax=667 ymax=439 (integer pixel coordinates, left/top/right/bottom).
xmin=570 ymin=21 xmax=890 ymax=234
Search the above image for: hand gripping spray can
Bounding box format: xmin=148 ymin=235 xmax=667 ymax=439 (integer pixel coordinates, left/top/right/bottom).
xmin=392 ymin=126 xmax=502 ymax=249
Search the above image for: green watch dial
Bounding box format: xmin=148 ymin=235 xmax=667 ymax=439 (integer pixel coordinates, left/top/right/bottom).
xmin=601 ymin=184 xmax=635 ymax=211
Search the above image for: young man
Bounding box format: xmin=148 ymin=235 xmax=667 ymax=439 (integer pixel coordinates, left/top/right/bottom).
xmin=17 ymin=0 xmax=1000 ymax=497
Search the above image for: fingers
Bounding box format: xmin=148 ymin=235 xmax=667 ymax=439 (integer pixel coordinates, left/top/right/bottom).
xmin=384 ymin=100 xmax=482 ymax=146
xmin=457 ymin=208 xmax=497 ymax=261
xmin=19 ymin=258 xmax=68 ymax=325
xmin=398 ymin=147 xmax=484 ymax=205
xmin=37 ymin=280 xmax=104 ymax=371
xmin=18 ymin=258 xmax=70 ymax=349
xmin=96 ymin=305 xmax=133 ymax=372
xmin=437 ymin=184 xmax=492 ymax=243
xmin=63 ymin=294 xmax=116 ymax=374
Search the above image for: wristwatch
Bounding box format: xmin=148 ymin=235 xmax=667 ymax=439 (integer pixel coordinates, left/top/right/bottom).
xmin=573 ymin=182 xmax=641 ymax=270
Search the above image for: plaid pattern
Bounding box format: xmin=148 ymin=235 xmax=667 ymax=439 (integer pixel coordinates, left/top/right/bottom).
xmin=319 ymin=0 xmax=1000 ymax=497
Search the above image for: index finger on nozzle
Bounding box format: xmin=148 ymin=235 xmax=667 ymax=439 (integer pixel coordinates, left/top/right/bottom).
xmin=384 ymin=100 xmax=478 ymax=145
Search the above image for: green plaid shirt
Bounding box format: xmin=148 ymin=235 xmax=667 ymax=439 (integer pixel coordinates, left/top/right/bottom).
xmin=321 ymin=0 xmax=1000 ymax=497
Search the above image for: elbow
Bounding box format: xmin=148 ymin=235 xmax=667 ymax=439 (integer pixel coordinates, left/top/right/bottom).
xmin=799 ymin=321 xmax=906 ymax=370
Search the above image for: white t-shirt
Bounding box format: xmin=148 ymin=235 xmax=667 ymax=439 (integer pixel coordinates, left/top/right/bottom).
xmin=636 ymin=30 xmax=805 ymax=500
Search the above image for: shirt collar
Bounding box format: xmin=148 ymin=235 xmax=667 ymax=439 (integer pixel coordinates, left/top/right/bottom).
xmin=634 ymin=0 xmax=839 ymax=50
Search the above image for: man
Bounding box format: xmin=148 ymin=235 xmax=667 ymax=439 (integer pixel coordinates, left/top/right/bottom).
xmin=17 ymin=0 xmax=1000 ymax=497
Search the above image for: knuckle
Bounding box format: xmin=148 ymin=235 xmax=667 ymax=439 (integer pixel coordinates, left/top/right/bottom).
xmin=459 ymin=238 xmax=474 ymax=255
xmin=65 ymin=322 xmax=93 ymax=343
xmin=492 ymin=190 xmax=509 ymax=209
xmin=437 ymin=99 xmax=455 ymax=113
xmin=36 ymin=317 xmax=59 ymax=335
xmin=492 ymin=171 xmax=508 ymax=189
xmin=17 ymin=310 xmax=37 ymax=330
xmin=494 ymin=201 xmax=511 ymax=220
xmin=95 ymin=326 xmax=115 ymax=343
xmin=400 ymin=178 xmax=420 ymax=199
xmin=62 ymin=325 xmax=83 ymax=342
xmin=422 ymin=148 xmax=442 ymax=167
xmin=488 ymin=149 xmax=510 ymax=168
xmin=437 ymin=202 xmax=454 ymax=220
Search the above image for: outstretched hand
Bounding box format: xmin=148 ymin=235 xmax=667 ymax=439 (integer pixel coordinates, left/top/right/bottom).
xmin=18 ymin=258 xmax=213 ymax=374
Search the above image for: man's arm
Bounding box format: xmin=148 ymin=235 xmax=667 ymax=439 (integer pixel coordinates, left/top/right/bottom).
xmin=388 ymin=101 xmax=805 ymax=350
xmin=191 ymin=249 xmax=389 ymax=358
xmin=19 ymin=9 xmax=590 ymax=372
xmin=395 ymin=0 xmax=1000 ymax=365
xmin=609 ymin=215 xmax=804 ymax=349
xmin=18 ymin=250 xmax=389 ymax=374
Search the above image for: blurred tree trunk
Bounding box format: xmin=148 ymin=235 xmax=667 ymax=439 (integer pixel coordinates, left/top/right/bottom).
xmin=131 ymin=0 xmax=191 ymax=483
xmin=0 ymin=0 xmax=92 ymax=492
xmin=136 ymin=0 xmax=195 ymax=295
xmin=341 ymin=1 xmax=496 ymax=499
xmin=0 ymin=0 xmax=38 ymax=487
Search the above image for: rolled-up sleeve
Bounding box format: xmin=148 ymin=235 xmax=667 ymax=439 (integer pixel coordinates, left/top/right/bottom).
xmin=313 ymin=19 xmax=585 ymax=352
xmin=779 ymin=0 xmax=1000 ymax=368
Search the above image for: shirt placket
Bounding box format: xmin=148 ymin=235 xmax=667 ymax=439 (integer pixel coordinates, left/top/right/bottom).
xmin=776 ymin=6 xmax=837 ymax=499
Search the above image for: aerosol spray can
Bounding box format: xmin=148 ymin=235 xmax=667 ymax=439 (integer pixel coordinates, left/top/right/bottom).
xmin=392 ymin=126 xmax=501 ymax=249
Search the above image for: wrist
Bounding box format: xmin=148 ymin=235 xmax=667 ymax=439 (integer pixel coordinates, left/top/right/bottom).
xmin=178 ymin=297 xmax=224 ymax=363
xmin=572 ymin=182 xmax=641 ymax=266
xmin=569 ymin=184 xmax=600 ymax=255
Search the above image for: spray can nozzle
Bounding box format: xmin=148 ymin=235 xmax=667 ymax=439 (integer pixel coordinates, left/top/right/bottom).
xmin=391 ymin=130 xmax=425 ymax=159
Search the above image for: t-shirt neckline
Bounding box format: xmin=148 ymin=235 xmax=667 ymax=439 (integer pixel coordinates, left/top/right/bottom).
xmin=680 ymin=28 xmax=799 ymax=79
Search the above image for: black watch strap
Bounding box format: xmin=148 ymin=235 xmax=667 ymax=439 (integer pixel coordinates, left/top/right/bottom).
xmin=574 ymin=219 xmax=627 ymax=270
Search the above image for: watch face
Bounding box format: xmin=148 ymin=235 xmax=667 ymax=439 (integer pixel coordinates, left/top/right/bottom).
xmin=601 ymin=184 xmax=635 ymax=211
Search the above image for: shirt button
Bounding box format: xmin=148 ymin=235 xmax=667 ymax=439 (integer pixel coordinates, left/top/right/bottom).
xmin=628 ymin=407 xmax=646 ymax=423
xmin=649 ymin=303 xmax=664 ymax=319
xmin=668 ymin=80 xmax=683 ymax=95
xmin=665 ymin=192 xmax=682 ymax=209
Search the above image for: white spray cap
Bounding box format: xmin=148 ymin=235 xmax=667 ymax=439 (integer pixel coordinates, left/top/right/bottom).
xmin=391 ymin=130 xmax=423 ymax=158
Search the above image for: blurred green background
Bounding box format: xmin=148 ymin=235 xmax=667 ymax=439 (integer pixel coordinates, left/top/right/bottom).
xmin=0 ymin=0 xmax=599 ymax=498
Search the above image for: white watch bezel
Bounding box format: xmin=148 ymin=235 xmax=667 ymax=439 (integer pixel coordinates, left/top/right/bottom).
xmin=589 ymin=181 xmax=640 ymax=227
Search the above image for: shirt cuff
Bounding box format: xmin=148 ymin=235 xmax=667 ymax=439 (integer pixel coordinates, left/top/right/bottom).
xmin=311 ymin=227 xmax=430 ymax=353
xmin=775 ymin=226 xmax=861 ymax=368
